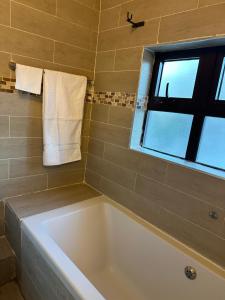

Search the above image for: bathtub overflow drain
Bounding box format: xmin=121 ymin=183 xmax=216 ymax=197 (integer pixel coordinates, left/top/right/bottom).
xmin=184 ymin=266 xmax=197 ymax=280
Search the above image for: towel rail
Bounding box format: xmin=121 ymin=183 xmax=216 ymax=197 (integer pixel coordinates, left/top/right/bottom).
xmin=9 ymin=61 xmax=16 ymax=71
xmin=8 ymin=61 xmax=93 ymax=83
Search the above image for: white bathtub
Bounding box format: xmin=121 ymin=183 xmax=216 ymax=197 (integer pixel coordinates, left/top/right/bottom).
xmin=22 ymin=195 xmax=225 ymax=300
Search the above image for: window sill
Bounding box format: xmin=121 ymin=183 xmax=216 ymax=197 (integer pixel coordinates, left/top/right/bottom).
xmin=130 ymin=143 xmax=225 ymax=180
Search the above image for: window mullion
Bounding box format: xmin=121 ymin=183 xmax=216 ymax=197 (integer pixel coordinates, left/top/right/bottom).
xmin=185 ymin=51 xmax=217 ymax=162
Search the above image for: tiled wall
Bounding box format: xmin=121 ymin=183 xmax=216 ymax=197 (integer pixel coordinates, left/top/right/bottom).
xmin=0 ymin=0 xmax=99 ymax=80
xmin=0 ymin=0 xmax=100 ymax=235
xmin=86 ymin=0 xmax=225 ymax=267
xmin=0 ymin=91 xmax=91 ymax=231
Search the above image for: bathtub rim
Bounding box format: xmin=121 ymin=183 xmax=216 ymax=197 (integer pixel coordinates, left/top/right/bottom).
xmin=21 ymin=195 xmax=225 ymax=300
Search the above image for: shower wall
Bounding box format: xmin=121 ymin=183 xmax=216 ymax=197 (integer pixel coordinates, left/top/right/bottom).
xmin=0 ymin=0 xmax=100 ymax=235
xmin=86 ymin=0 xmax=225 ymax=267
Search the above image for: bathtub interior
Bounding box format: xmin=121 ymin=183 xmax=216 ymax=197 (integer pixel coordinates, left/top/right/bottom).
xmin=42 ymin=200 xmax=225 ymax=300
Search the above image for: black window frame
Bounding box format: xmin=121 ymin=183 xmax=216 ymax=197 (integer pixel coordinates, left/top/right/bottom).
xmin=141 ymin=46 xmax=225 ymax=171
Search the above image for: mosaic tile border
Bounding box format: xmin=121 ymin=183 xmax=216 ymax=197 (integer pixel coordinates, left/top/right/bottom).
xmin=92 ymin=91 xmax=136 ymax=109
xmin=0 ymin=76 xmax=16 ymax=93
xmin=91 ymin=91 xmax=149 ymax=110
xmin=0 ymin=76 xmax=148 ymax=110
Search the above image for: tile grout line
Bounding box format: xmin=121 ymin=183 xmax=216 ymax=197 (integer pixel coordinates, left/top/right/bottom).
xmin=91 ymin=173 xmax=225 ymax=242
xmin=11 ymin=0 xmax=99 ymax=33
xmin=93 ymin=0 xmax=101 ymax=83
xmin=156 ymin=17 xmax=162 ymax=44
xmin=0 ymin=23 xmax=96 ymax=54
xmin=7 ymin=159 xmax=10 ymax=180
xmin=55 ymin=0 xmax=58 ymax=16
xmin=53 ymin=41 xmax=56 ymax=64
xmin=96 ymin=69 xmax=140 ymax=73
xmin=99 ymin=3 xmax=225 ymax=35
xmin=9 ymin=0 xmax=12 ymax=28
xmin=113 ymin=50 xmax=116 ymax=71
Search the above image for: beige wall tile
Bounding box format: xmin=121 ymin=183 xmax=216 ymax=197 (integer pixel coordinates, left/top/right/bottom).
xmin=90 ymin=121 xmax=130 ymax=147
xmin=47 ymin=169 xmax=84 ymax=188
xmin=10 ymin=117 xmax=42 ymax=138
xmin=100 ymin=7 xmax=120 ymax=31
xmin=84 ymin=102 xmax=92 ymax=120
xmin=54 ymin=42 xmax=95 ymax=71
xmin=156 ymin=208 xmax=225 ymax=267
xmin=95 ymin=71 xmax=139 ymax=92
xmin=0 ymin=25 xmax=54 ymax=61
xmin=0 ymin=175 xmax=47 ymax=199
xmin=57 ymin=0 xmax=99 ymax=31
xmin=47 ymin=154 xmax=86 ymax=173
xmin=82 ymin=119 xmax=91 ymax=137
xmin=0 ymin=0 xmax=10 ymax=26
xmin=0 ymin=116 xmax=9 ymax=137
xmin=92 ymin=104 xmax=109 ymax=122
xmin=0 ymin=52 xmax=10 ymax=77
xmin=120 ymin=0 xmax=198 ymax=26
xmin=199 ymin=0 xmax=225 ymax=7
xmin=104 ymin=143 xmax=140 ymax=171
xmin=101 ymin=0 xmax=128 ymax=10
xmin=159 ymin=4 xmax=225 ymax=43
xmin=15 ymin=0 xmax=56 ymax=14
xmin=98 ymin=18 xmax=159 ymax=51
xmin=0 ymin=201 xmax=4 ymax=234
xmin=87 ymin=154 xmax=136 ymax=189
xmin=0 ymin=138 xmax=42 ymax=159
xmin=83 ymin=103 xmax=92 ymax=120
xmin=12 ymin=55 xmax=94 ymax=80
xmin=82 ymin=0 xmax=100 ymax=10
xmin=9 ymin=157 xmax=45 ymax=178
xmin=95 ymin=51 xmax=115 ymax=72
xmin=0 ymin=160 xmax=8 ymax=180
xmin=135 ymin=175 xmax=225 ymax=238
xmin=81 ymin=136 xmax=89 ymax=153
xmin=98 ymin=175 xmax=137 ymax=210
xmin=138 ymin=154 xmax=167 ymax=182
xmin=99 ymin=177 xmax=166 ymax=226
xmin=85 ymin=168 xmax=102 ymax=190
xmin=115 ymin=48 xmax=142 ymax=71
xmin=166 ymin=164 xmax=225 ymax=209
xmin=103 ymin=143 xmax=167 ymax=182
xmin=0 ymin=92 xmax=42 ymax=117
xmin=11 ymin=2 xmax=97 ymax=51
xmin=88 ymin=138 xmax=105 ymax=157
xmin=108 ymin=106 xmax=133 ymax=128
xmin=0 ymin=224 xmax=5 ymax=239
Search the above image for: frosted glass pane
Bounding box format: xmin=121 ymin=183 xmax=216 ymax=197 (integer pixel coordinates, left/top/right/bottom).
xmin=197 ymin=117 xmax=225 ymax=170
xmin=216 ymin=58 xmax=225 ymax=101
xmin=143 ymin=111 xmax=193 ymax=158
xmin=157 ymin=59 xmax=199 ymax=98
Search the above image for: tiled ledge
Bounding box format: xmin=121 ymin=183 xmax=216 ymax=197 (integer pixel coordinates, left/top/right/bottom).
xmin=4 ymin=184 xmax=100 ymax=258
xmin=5 ymin=184 xmax=100 ymax=220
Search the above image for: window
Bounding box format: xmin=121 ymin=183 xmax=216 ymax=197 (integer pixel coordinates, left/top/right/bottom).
xmin=141 ymin=46 xmax=225 ymax=172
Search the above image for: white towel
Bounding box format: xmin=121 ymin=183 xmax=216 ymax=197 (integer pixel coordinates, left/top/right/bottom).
xmin=43 ymin=69 xmax=87 ymax=166
xmin=15 ymin=64 xmax=43 ymax=94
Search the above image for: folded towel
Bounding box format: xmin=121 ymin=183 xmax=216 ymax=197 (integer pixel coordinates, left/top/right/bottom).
xmin=15 ymin=64 xmax=43 ymax=94
xmin=43 ymin=70 xmax=87 ymax=166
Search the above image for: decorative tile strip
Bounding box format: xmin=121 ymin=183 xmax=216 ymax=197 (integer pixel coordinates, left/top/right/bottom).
xmin=136 ymin=95 xmax=149 ymax=111
xmin=92 ymin=91 xmax=136 ymax=109
xmin=0 ymin=76 xmax=15 ymax=93
xmin=0 ymin=76 xmax=147 ymax=110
